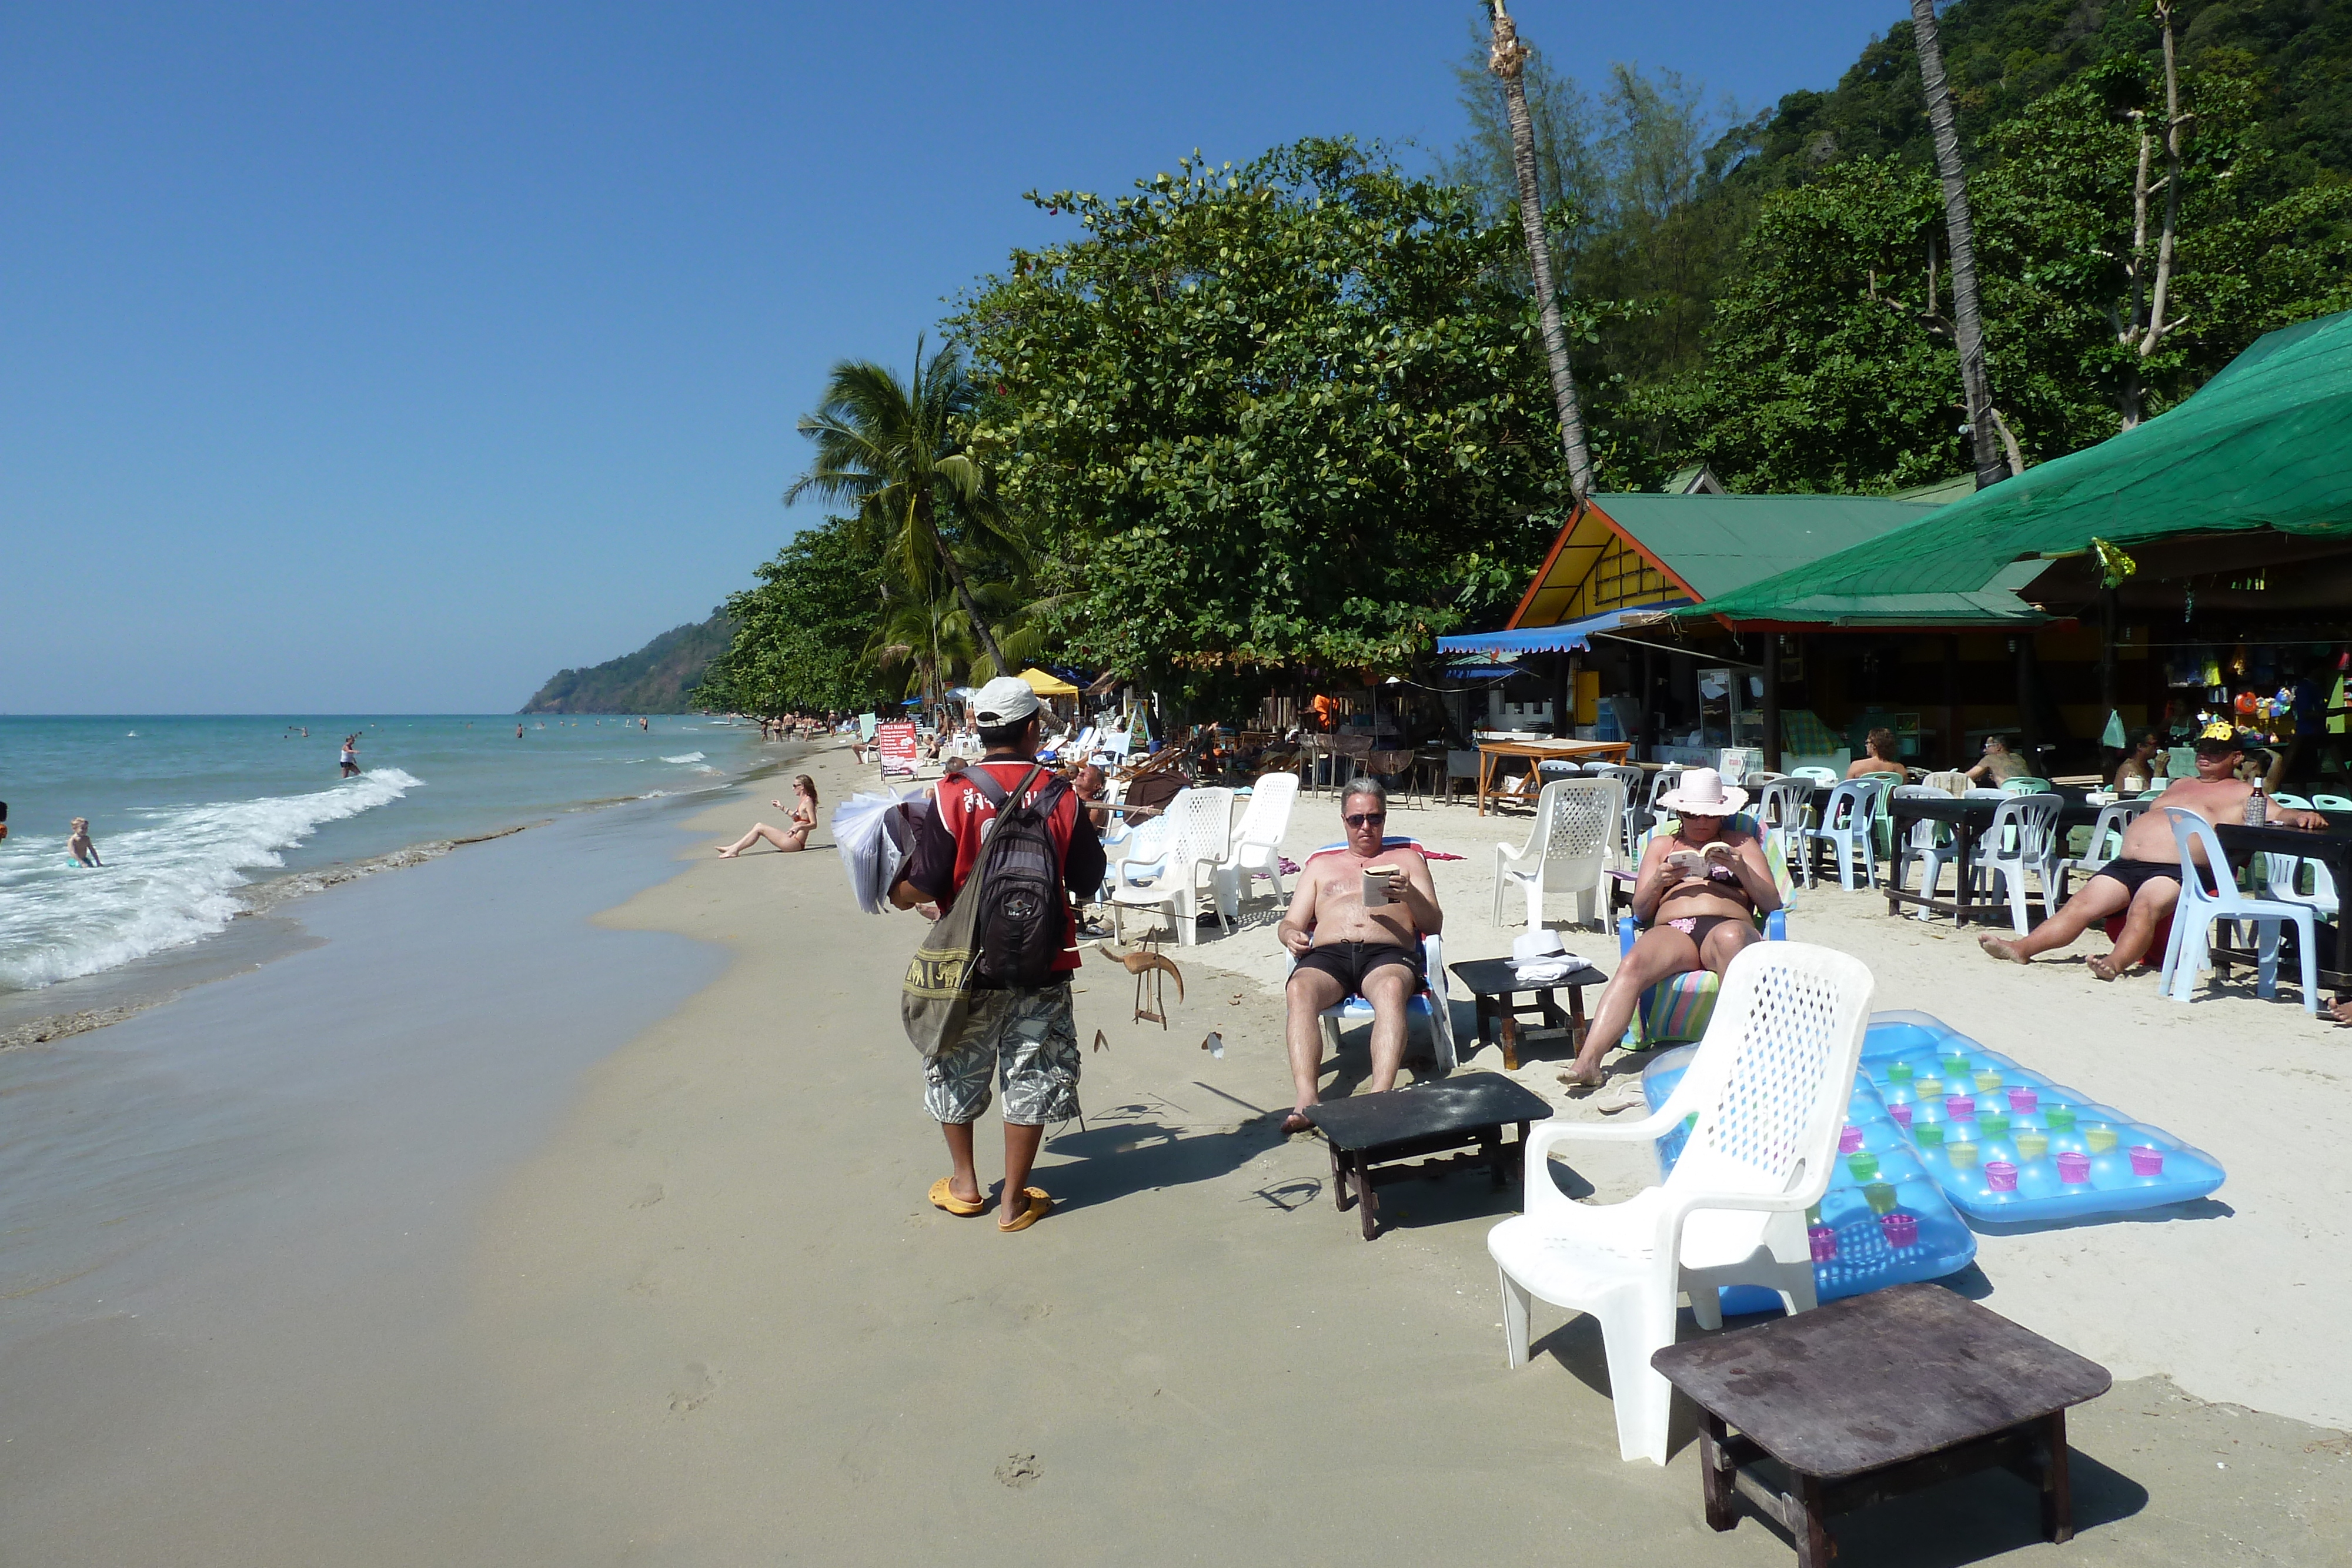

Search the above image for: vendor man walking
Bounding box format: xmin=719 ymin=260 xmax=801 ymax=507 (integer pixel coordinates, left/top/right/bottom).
xmin=1979 ymin=724 xmax=2325 ymax=977
xmin=1277 ymin=779 xmax=1444 ymax=1134
xmin=892 ymin=676 xmax=1105 ymax=1231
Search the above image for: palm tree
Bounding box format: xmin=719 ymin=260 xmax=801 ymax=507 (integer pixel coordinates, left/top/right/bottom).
xmin=1908 ymin=0 xmax=2009 ymax=490
xmin=1486 ymin=0 xmax=1596 ymax=502
xmin=785 ymin=340 xmax=1016 ymax=672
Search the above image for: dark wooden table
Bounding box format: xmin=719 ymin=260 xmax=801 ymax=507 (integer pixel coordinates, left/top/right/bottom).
xmin=1651 ymin=1282 xmax=2112 ymax=1568
xmin=1448 ymin=956 xmax=1609 ymax=1070
xmin=1882 ymin=794 xmax=2104 ymax=927
xmin=1302 ymin=1072 xmax=1553 ymax=1240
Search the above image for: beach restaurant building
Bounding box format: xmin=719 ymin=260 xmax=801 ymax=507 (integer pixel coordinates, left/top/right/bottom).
xmin=1442 ymin=309 xmax=2352 ymax=778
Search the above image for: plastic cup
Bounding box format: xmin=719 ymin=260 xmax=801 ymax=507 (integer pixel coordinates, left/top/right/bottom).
xmin=1947 ymin=1140 xmax=1980 ymax=1169
xmin=1945 ymin=1094 xmax=1976 ymax=1120
xmin=1890 ymin=1102 xmax=1914 ymax=1131
xmin=2008 ymin=1088 xmax=2039 ymax=1114
xmin=1847 ymin=1151 xmax=1880 ymax=1182
xmin=1806 ymin=1203 xmax=1823 ymax=1226
xmin=1915 ymin=1124 xmax=1945 ymax=1148
xmin=2057 ymin=1151 xmax=2091 ymax=1183
xmin=2086 ymin=1125 xmax=2118 ymax=1154
xmin=1943 ymin=1054 xmax=1972 ymax=1078
xmin=1809 ymin=1225 xmax=1839 ymax=1262
xmin=1879 ymin=1211 xmax=1919 ymax=1248
xmin=2044 ymin=1106 xmax=2077 ymax=1132
xmin=1915 ymin=1075 xmax=1945 ymax=1100
xmin=1888 ymin=1061 xmax=1915 ymax=1084
xmin=1864 ymin=1181 xmax=1899 ymax=1215
xmin=1986 ymin=1160 xmax=2019 ymax=1192
xmin=2015 ymin=1130 xmax=2050 ymax=1161
xmin=1979 ymin=1112 xmax=2011 ymax=1141
xmin=2130 ymin=1145 xmax=2166 ymax=1177
xmin=1974 ymin=1069 xmax=2003 ymax=1093
xmin=1839 ymin=1124 xmax=1866 ymax=1154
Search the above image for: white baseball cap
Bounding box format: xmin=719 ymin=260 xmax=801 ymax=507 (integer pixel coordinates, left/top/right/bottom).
xmin=971 ymin=675 xmax=1042 ymax=727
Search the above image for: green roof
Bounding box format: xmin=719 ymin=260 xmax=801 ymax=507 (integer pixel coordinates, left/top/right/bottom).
xmin=1592 ymin=493 xmax=1943 ymax=602
xmin=1691 ymin=310 xmax=2352 ymax=624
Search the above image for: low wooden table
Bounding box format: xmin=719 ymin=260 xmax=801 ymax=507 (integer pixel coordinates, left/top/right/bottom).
xmin=1449 ymin=956 xmax=1609 ymax=1069
xmin=1474 ymin=738 xmax=1632 ymax=815
xmin=1651 ymin=1283 xmax=2111 ymax=1568
xmin=1302 ymin=1073 xmax=1553 ymax=1241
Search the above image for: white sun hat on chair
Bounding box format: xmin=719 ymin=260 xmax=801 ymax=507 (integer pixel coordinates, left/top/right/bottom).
xmin=1654 ymin=766 xmax=1748 ymax=817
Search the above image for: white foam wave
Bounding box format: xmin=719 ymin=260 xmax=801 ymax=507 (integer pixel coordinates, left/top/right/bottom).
xmin=662 ymin=751 xmax=706 ymax=764
xmin=0 ymin=768 xmax=426 ymax=992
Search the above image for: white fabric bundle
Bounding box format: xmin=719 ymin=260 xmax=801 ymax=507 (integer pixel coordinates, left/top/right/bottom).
xmin=1511 ymin=929 xmax=1583 ymax=986
xmin=833 ymin=787 xmax=933 ymax=914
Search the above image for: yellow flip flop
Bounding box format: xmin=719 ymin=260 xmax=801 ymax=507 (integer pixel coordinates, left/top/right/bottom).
xmin=997 ymin=1188 xmax=1053 ymax=1232
xmin=928 ymin=1177 xmax=987 ymax=1217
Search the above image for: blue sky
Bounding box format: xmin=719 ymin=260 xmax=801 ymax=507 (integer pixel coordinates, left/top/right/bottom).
xmin=1 ymin=1 xmax=1909 ymax=714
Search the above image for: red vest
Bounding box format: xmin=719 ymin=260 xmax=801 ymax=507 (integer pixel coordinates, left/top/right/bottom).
xmin=934 ymin=761 xmax=1085 ymax=974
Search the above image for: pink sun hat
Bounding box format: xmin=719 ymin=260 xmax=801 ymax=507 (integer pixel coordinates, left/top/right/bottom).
xmin=1656 ymin=767 xmax=1748 ymax=817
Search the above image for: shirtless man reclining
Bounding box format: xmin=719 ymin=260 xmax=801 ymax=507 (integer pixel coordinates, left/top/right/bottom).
xmin=1275 ymin=779 xmax=1444 ymax=1135
xmin=1979 ymin=727 xmax=2326 ymax=977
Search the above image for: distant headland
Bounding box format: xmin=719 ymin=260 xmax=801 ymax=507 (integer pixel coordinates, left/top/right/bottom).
xmin=518 ymin=612 xmax=734 ymax=714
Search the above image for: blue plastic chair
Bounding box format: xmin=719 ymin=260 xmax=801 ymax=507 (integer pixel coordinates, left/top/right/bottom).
xmin=1797 ymin=778 xmax=1887 ymax=890
xmin=1288 ymin=836 xmax=1458 ymax=1068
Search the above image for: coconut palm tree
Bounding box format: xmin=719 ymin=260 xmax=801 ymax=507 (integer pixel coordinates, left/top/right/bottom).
xmin=786 ymin=340 xmax=1017 ymax=671
xmin=1486 ymin=0 xmax=1596 ymax=501
xmin=1908 ymin=0 xmax=2009 ymax=490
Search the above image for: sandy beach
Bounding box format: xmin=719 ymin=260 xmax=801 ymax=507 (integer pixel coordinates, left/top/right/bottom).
xmin=6 ymin=745 xmax=2350 ymax=1564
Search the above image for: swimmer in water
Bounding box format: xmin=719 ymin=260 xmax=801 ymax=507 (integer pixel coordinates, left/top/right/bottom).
xmin=340 ymin=735 xmax=360 ymax=777
xmin=517 ymin=724 xmax=525 ymax=738
xmin=68 ymin=817 xmax=102 ymax=867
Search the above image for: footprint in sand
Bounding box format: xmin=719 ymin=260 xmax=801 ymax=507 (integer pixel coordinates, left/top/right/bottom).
xmin=669 ymin=1363 xmax=717 ymax=1416
xmin=630 ymin=1182 xmax=666 ymax=1209
xmin=994 ymin=1453 xmax=1041 ymax=1488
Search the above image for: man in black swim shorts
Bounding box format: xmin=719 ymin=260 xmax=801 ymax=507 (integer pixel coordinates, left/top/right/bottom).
xmin=1275 ymin=779 xmax=1445 ymax=1134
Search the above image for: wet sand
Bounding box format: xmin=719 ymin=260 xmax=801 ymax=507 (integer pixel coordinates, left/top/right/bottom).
xmin=5 ymin=750 xmax=2349 ymax=1563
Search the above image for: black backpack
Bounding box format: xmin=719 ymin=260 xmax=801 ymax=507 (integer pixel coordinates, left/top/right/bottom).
xmin=962 ymin=764 xmax=1071 ymax=988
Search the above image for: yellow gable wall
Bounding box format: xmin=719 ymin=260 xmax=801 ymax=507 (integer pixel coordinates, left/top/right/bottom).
xmin=1511 ymin=509 xmax=1681 ymax=628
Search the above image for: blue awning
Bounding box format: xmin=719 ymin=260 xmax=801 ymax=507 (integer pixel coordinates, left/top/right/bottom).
xmin=1435 ymin=601 xmax=1692 ymax=657
xmin=1441 ymin=662 xmax=1524 ymax=680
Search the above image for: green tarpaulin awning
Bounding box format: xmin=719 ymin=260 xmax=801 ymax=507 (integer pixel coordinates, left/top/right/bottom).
xmin=1687 ymin=309 xmax=2352 ymax=626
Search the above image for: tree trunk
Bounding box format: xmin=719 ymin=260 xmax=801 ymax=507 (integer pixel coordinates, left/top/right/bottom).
xmin=1909 ymin=0 xmax=2008 ymax=490
xmin=920 ymin=492 xmax=1008 ymax=676
xmin=2124 ymin=1 xmax=2186 ymax=431
xmin=1488 ymin=1 xmax=1596 ymax=502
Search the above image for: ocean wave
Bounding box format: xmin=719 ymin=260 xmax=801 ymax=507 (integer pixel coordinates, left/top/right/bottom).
xmin=662 ymin=751 xmax=706 ymax=764
xmin=0 ymin=768 xmax=426 ymax=992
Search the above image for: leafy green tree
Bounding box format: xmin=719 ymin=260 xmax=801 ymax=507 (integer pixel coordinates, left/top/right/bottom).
xmin=784 ymin=343 xmax=1019 ymax=674
xmin=951 ymin=138 xmax=1571 ymax=704
xmin=699 ymin=517 xmax=893 ymax=716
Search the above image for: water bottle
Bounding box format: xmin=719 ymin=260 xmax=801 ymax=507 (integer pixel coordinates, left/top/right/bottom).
xmin=2246 ymin=778 xmax=2267 ymax=826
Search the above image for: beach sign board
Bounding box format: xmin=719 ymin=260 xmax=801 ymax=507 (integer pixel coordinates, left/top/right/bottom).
xmin=876 ymin=720 xmax=920 ymax=777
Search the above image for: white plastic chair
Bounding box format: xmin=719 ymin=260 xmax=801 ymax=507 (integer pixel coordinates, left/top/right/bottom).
xmin=1646 ymin=765 xmax=1686 ymax=816
xmin=2054 ymin=800 xmax=2148 ymax=905
xmin=2312 ymin=793 xmax=2352 ymax=812
xmin=1887 ymin=784 xmax=1960 ymax=918
xmin=1488 ymin=942 xmax=1875 ymax=1464
xmin=1109 ymin=787 xmax=1235 ymax=945
xmin=1967 ymin=794 xmax=2064 ymax=935
xmin=1795 ymin=778 xmax=1886 ymax=890
xmin=1492 ymin=777 xmax=1624 ymax=930
xmin=2258 ymin=849 xmax=2339 ymax=920
xmin=1218 ymin=771 xmax=1299 ymax=912
xmin=2159 ymin=808 xmax=2317 ymax=1012
xmin=1788 ymin=765 xmax=1839 ymax=789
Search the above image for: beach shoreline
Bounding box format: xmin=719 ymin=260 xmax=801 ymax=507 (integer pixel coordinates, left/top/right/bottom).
xmin=4 ymin=745 xmax=2348 ymax=1563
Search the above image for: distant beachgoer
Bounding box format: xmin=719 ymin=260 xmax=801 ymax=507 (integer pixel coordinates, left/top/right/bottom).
xmin=716 ymin=777 xmax=820 ymax=857
xmin=1964 ymin=734 xmax=2032 ymax=785
xmin=517 ymin=724 xmax=525 ymax=738
xmin=640 ymin=717 xmax=649 ymax=730
xmin=340 ymin=735 xmax=360 ymax=777
xmin=1846 ymin=726 xmax=1906 ymax=780
xmin=68 ymin=818 xmax=102 ymax=868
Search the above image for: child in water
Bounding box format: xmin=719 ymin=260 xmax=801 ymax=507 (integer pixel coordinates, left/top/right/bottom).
xmin=68 ymin=817 xmax=102 ymax=867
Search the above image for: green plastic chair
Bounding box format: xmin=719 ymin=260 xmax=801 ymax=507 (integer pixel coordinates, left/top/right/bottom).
xmin=2001 ymin=777 xmax=2056 ymax=794
xmin=2313 ymin=794 xmax=2352 ymax=812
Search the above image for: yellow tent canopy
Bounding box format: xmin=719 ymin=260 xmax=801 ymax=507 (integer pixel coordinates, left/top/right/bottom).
xmin=1017 ymin=667 xmax=1080 ymax=697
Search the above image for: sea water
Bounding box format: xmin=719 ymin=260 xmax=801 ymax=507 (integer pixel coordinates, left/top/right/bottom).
xmin=0 ymin=714 xmax=762 ymax=995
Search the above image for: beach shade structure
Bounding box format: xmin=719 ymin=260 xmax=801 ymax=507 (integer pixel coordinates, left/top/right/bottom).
xmin=1016 ymin=667 xmax=1080 ymax=698
xmin=1491 ymin=777 xmax=1623 ymax=931
xmin=1488 ymin=941 xmax=1875 ymax=1463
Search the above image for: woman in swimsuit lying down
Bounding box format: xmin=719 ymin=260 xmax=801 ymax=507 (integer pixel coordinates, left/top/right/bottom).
xmin=1563 ymin=767 xmax=1782 ymax=1090
xmin=717 ymin=775 xmax=819 ymax=857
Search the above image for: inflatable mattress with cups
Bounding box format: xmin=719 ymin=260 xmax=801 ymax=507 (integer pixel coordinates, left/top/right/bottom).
xmin=1860 ymin=1010 xmax=2226 ymax=1224
xmin=1643 ymin=1047 xmax=1977 ymax=1318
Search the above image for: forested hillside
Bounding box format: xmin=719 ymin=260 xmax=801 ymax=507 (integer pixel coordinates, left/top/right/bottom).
xmin=519 ymin=613 xmax=734 ymax=714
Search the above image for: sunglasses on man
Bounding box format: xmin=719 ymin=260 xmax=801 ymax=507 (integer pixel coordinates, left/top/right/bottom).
xmin=1344 ymin=812 xmax=1387 ymax=828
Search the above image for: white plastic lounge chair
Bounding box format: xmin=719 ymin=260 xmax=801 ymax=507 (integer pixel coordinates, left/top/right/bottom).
xmin=1491 ymin=777 xmax=1623 ymax=931
xmin=1108 ymin=787 xmax=1234 ymax=946
xmin=1488 ymin=941 xmax=1875 ymax=1463
xmin=2158 ymin=807 xmax=2318 ymax=1012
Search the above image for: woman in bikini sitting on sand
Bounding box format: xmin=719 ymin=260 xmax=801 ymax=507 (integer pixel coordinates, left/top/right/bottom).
xmin=1560 ymin=767 xmax=1782 ymax=1091
xmin=716 ymin=775 xmax=819 ymax=857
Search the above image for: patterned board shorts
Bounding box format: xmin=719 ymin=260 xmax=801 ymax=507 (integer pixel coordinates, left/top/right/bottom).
xmin=923 ymin=982 xmax=1082 ymax=1126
